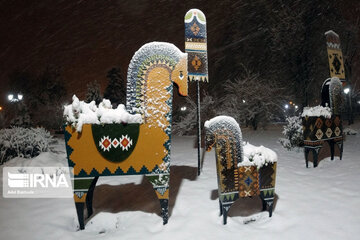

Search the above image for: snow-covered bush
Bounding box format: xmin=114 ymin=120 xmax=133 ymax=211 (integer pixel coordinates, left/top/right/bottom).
xmin=220 ymin=65 xmax=287 ymax=130
xmin=279 ymin=116 xmax=303 ymax=150
xmin=0 ymin=127 xmax=52 ymax=164
xmin=173 ymin=94 xmax=217 ymax=135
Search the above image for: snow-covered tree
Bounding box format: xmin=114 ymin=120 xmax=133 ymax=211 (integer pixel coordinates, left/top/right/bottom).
xmin=9 ymin=102 xmax=31 ymax=128
xmin=173 ymin=93 xmax=217 ymax=135
xmin=220 ymin=65 xmax=287 ymax=130
xmin=103 ymin=67 xmax=126 ymax=106
xmin=85 ymin=80 xmax=102 ymax=104
xmin=279 ymin=115 xmax=304 ymax=150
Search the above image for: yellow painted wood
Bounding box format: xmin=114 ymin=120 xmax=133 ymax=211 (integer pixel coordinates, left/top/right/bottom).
xmin=327 ymin=48 xmax=345 ymax=80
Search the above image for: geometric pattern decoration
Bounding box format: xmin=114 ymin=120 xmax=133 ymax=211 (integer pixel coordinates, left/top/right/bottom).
xmin=205 ymin=116 xmax=276 ymax=224
xmin=325 ymin=32 xmax=346 ymax=82
xmin=303 ymin=115 xmax=343 ymax=142
xmin=302 ymin=115 xmax=344 ymax=167
xmin=92 ymin=123 xmax=139 ymax=163
xmin=325 ymin=30 xmax=345 ymax=81
xmin=65 ymin=42 xmax=189 ymax=230
xmin=316 ymin=129 xmax=324 ymax=140
xmin=325 ymin=128 xmax=333 ymax=138
xmin=238 ymin=166 xmax=260 ymax=197
xmin=334 ymin=127 xmax=341 ymax=137
xmin=185 ymin=9 xmax=208 ymax=82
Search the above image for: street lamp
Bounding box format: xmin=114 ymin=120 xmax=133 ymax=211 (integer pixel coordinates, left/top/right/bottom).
xmin=7 ymin=93 xmax=23 ymax=102
xmin=180 ymin=106 xmax=187 ymax=111
xmin=344 ymin=87 xmax=350 ymax=95
xmin=284 ymin=104 xmax=289 ymax=109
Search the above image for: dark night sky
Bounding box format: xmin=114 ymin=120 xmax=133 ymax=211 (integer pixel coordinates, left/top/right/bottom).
xmin=0 ymin=0 xmax=212 ymax=105
xmin=1 ymin=0 xmax=359 ymax=108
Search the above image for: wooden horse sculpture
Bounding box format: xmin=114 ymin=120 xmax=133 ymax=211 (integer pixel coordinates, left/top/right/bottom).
xmin=204 ymin=116 xmax=277 ymax=224
xmin=64 ymin=42 xmax=188 ymax=229
xmin=302 ymin=77 xmax=344 ymax=167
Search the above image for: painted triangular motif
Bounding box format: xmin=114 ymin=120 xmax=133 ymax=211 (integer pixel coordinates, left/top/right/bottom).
xmin=156 ymin=187 xmax=167 ymax=196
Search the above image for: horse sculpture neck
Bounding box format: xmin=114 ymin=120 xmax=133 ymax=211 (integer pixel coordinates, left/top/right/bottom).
xmin=126 ymin=42 xmax=188 ymax=128
xmin=205 ymin=116 xmax=244 ymax=165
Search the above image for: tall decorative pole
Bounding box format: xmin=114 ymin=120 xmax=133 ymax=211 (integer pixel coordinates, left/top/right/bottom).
xmin=185 ymin=9 xmax=208 ymax=176
xmin=325 ymin=30 xmax=346 ymax=82
xmin=325 ymin=30 xmax=352 ymax=124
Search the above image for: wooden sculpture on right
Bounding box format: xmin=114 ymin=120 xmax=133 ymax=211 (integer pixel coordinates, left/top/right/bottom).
xmin=302 ymin=30 xmax=345 ymax=168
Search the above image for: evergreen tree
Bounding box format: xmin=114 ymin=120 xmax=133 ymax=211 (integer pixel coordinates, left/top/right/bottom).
xmin=85 ymin=80 xmax=102 ymax=104
xmin=10 ymin=102 xmax=31 ymax=128
xmin=103 ymin=67 xmax=126 ymax=106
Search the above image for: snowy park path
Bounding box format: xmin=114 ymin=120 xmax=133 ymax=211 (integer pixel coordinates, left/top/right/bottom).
xmin=1 ymin=124 xmax=360 ymax=240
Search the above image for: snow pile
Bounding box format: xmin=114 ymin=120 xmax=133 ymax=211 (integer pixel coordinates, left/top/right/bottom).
xmin=301 ymin=105 xmax=331 ymax=118
xmin=64 ymin=95 xmax=142 ymax=132
xmin=204 ymin=115 xmax=240 ymax=130
xmin=343 ymin=128 xmax=358 ymax=135
xmin=0 ymin=127 xmax=52 ymax=164
xmin=239 ymin=142 xmax=277 ymax=168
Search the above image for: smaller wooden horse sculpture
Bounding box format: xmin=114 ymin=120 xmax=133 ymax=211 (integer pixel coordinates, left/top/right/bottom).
xmin=204 ymin=116 xmax=277 ymax=224
xmin=302 ymin=77 xmax=344 ymax=167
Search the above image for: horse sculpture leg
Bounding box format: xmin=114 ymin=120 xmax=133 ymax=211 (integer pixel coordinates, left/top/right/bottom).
xmin=259 ymin=162 xmax=277 ymax=217
xmin=221 ymin=203 xmax=232 ymax=225
xmin=73 ymin=177 xmax=99 ymax=230
xmin=85 ymin=176 xmax=99 ymax=218
xmin=329 ymin=140 xmax=335 ymax=160
xmin=219 ymin=192 xmax=238 ymax=225
xmin=219 ymin=199 xmax=223 ymax=216
xmin=146 ymin=174 xmax=170 ymax=225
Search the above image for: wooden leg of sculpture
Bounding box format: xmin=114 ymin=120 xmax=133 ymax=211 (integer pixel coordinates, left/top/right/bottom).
xmin=312 ymin=147 xmax=321 ymax=168
xmin=268 ymin=200 xmax=274 ymax=217
xmin=147 ymin=174 xmax=170 ymax=225
xmin=261 ymin=196 xmax=267 ymax=211
xmin=73 ymin=178 xmax=98 ymax=230
xmin=337 ymin=140 xmax=343 ymax=160
xmin=260 ymin=194 xmax=274 ymax=217
xmin=330 ymin=140 xmax=335 ymax=160
xmin=75 ymin=202 xmax=85 ymax=230
xmin=219 ymin=199 xmax=223 ymax=216
xmin=304 ymin=147 xmax=310 ymax=168
xmin=85 ymin=176 xmax=99 ymax=218
xmin=259 ymin=163 xmax=276 ymax=217
xmin=221 ymin=203 xmax=231 ymax=225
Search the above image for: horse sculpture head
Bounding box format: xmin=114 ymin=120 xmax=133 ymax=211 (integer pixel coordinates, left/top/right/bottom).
xmin=205 ymin=125 xmax=216 ymax=152
xmin=204 ymin=116 xmax=244 ymax=163
xmin=126 ymin=42 xmax=188 ymax=117
xmin=172 ymin=53 xmax=188 ymax=96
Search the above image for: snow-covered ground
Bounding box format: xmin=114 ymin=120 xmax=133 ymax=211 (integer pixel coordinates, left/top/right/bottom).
xmin=1 ymin=123 xmax=360 ymax=240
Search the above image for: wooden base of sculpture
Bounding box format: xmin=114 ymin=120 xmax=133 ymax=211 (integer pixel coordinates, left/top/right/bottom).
xmin=304 ymin=138 xmax=343 ymax=168
xmin=218 ymin=163 xmax=277 ymax=224
xmin=302 ymin=115 xmax=343 ymax=168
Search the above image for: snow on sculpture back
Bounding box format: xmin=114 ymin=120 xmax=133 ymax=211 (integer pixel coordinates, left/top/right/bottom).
xmin=64 ymin=42 xmax=188 ymax=230
xmin=204 ymin=116 xmax=277 ymax=224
